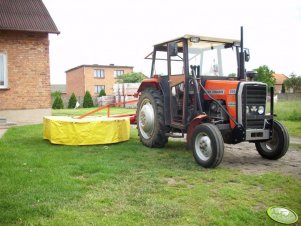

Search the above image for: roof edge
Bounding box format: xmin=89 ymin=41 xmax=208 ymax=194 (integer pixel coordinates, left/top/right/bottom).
xmin=155 ymin=34 xmax=240 ymax=47
xmin=0 ymin=27 xmax=60 ymax=34
xmin=65 ymin=64 xmax=134 ymax=73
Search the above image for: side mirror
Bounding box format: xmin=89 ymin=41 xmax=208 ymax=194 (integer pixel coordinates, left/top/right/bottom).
xmin=168 ymin=42 xmax=178 ymax=57
xmin=244 ymin=48 xmax=250 ymax=62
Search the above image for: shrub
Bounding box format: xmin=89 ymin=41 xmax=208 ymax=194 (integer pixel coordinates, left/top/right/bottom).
xmin=52 ymin=96 xmax=64 ymax=109
xmin=83 ymin=91 xmax=94 ymax=108
xmin=98 ymin=89 xmax=106 ymax=97
xmin=68 ymin=93 xmax=77 ymax=109
xmin=51 ymin=91 xmax=62 ymax=98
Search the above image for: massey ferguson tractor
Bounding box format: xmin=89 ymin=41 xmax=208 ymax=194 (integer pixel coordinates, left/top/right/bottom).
xmin=135 ymin=27 xmax=289 ymax=168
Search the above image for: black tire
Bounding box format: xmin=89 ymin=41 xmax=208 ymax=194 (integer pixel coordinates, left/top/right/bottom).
xmin=255 ymin=120 xmax=289 ymax=160
xmin=136 ymin=88 xmax=168 ymax=148
xmin=191 ymin=123 xmax=224 ymax=168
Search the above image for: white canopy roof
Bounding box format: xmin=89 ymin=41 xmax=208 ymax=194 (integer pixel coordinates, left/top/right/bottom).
xmin=155 ymin=34 xmax=240 ymax=47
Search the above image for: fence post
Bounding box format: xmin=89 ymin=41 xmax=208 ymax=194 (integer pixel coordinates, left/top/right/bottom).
xmin=107 ymin=106 xmax=110 ymax=117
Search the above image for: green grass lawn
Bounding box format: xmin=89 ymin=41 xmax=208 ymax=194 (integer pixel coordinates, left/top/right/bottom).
xmin=0 ymin=125 xmax=300 ymax=225
xmin=273 ymin=100 xmax=301 ymax=137
xmin=274 ymin=100 xmax=301 ymax=121
xmin=281 ymin=121 xmax=301 ymax=138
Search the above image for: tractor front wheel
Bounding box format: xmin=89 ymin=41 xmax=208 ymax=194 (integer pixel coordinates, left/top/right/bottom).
xmin=137 ymin=88 xmax=168 ymax=148
xmin=191 ymin=123 xmax=224 ymax=168
xmin=255 ymin=120 xmax=289 ymax=160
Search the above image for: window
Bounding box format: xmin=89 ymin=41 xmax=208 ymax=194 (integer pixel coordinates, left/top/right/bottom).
xmin=153 ymin=51 xmax=168 ymax=76
xmin=114 ymin=70 xmax=124 ymax=78
xmin=94 ymin=85 xmax=105 ymax=94
xmin=94 ymin=69 xmax=104 ymax=78
xmin=0 ymin=53 xmax=8 ymax=88
xmin=188 ymin=41 xmax=237 ymax=77
xmin=150 ymin=42 xmax=183 ymax=77
xmin=170 ymin=42 xmax=184 ymax=75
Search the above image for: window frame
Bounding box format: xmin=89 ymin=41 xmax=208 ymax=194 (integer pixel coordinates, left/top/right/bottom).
xmin=94 ymin=69 xmax=105 ymax=78
xmin=94 ymin=85 xmax=105 ymax=94
xmin=114 ymin=70 xmax=124 ymax=78
xmin=0 ymin=53 xmax=8 ymax=89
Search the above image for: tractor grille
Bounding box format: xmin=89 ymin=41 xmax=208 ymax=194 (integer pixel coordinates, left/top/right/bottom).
xmin=241 ymin=84 xmax=267 ymax=129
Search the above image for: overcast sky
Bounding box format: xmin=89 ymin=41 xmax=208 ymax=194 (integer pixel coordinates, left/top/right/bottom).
xmin=43 ymin=0 xmax=301 ymax=84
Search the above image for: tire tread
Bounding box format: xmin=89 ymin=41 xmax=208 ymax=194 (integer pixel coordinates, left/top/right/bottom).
xmin=137 ymin=88 xmax=168 ymax=148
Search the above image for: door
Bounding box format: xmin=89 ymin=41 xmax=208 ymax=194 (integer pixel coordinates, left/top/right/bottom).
xmin=167 ymin=41 xmax=185 ymax=128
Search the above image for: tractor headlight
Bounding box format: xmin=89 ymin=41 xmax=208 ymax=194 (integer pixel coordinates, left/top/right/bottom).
xmin=246 ymin=106 xmax=249 ymax=114
xmin=258 ymin=106 xmax=264 ymax=114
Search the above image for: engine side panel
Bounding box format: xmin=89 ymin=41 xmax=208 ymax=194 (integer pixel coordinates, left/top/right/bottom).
xmin=203 ymin=80 xmax=239 ymax=128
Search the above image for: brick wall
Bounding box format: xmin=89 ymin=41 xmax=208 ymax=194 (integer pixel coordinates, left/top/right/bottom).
xmin=66 ymin=65 xmax=133 ymax=97
xmin=0 ymin=31 xmax=51 ymax=110
xmin=66 ymin=67 xmax=85 ymax=96
xmin=85 ymin=66 xmax=133 ymax=96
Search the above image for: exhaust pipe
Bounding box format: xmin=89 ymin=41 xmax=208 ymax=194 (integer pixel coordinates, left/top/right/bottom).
xmin=238 ymin=26 xmax=245 ymax=80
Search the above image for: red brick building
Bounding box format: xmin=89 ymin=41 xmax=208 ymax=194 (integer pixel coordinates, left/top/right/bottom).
xmin=66 ymin=64 xmax=133 ymax=97
xmin=0 ymin=0 xmax=59 ymax=123
xmin=273 ymin=73 xmax=288 ymax=94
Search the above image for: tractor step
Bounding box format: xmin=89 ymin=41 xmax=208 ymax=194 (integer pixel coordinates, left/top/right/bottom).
xmin=165 ymin=132 xmax=184 ymax=138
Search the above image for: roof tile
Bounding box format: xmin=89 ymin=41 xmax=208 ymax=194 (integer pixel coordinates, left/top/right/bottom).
xmin=0 ymin=0 xmax=59 ymax=34
xmin=273 ymin=73 xmax=288 ymax=85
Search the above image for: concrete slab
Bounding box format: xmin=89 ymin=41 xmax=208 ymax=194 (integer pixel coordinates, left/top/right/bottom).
xmin=290 ymin=137 xmax=301 ymax=144
xmin=0 ymin=108 xmax=51 ymax=124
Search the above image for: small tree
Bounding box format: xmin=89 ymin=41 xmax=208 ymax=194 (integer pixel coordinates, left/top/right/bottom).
xmin=117 ymin=72 xmax=146 ymax=83
xmin=51 ymin=91 xmax=62 ymax=98
xmin=98 ymin=89 xmax=106 ymax=97
xmin=228 ymin=73 xmax=237 ymax=77
xmin=52 ymin=95 xmax=64 ymax=109
xmin=284 ymin=73 xmax=301 ymax=93
xmin=68 ymin=92 xmax=77 ymax=109
xmin=254 ymin=65 xmax=276 ymax=88
xmin=83 ymin=91 xmax=94 ymax=108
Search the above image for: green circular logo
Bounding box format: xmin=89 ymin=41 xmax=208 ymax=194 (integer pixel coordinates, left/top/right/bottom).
xmin=267 ymin=206 xmax=298 ymax=224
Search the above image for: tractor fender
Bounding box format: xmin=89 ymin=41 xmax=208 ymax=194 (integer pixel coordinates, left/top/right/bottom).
xmin=134 ymin=78 xmax=160 ymax=97
xmin=187 ymin=114 xmax=208 ymax=146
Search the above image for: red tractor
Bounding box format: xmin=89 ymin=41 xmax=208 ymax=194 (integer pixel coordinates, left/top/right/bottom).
xmin=135 ymin=27 xmax=289 ymax=168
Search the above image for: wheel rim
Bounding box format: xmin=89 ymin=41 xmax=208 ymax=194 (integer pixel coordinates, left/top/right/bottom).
xmin=261 ymin=128 xmax=280 ymax=152
xmin=138 ymin=99 xmax=155 ymax=139
xmin=195 ymin=132 xmax=212 ymax=161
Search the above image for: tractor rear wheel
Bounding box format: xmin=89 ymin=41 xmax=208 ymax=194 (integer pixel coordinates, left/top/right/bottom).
xmin=255 ymin=120 xmax=289 ymax=160
xmin=191 ymin=123 xmax=224 ymax=168
xmin=137 ymin=88 xmax=168 ymax=148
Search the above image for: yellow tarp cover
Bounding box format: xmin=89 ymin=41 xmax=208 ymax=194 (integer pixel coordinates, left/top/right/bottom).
xmin=43 ymin=116 xmax=130 ymax=145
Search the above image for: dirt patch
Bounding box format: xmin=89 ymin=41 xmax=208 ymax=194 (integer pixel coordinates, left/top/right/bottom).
xmin=163 ymin=177 xmax=194 ymax=188
xmin=222 ymin=142 xmax=301 ymax=180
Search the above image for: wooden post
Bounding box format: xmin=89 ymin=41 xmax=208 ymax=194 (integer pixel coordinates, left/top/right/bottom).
xmin=107 ymin=106 xmax=110 ymax=117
